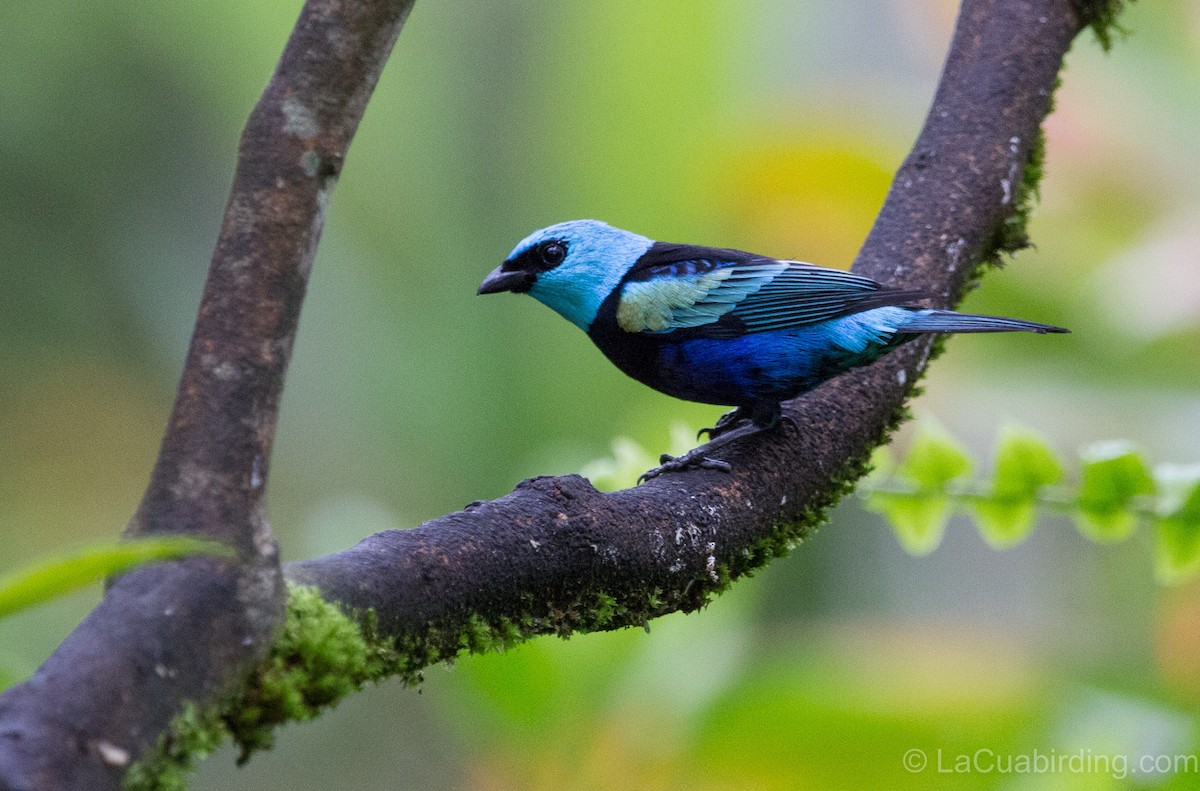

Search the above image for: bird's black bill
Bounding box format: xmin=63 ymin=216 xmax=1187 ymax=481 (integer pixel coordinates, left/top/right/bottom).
xmin=478 ymin=266 xmax=535 ymax=295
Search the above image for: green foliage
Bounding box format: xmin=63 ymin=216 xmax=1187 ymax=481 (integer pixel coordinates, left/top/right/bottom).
xmin=1153 ymin=465 xmax=1200 ymax=584
xmin=582 ymin=416 xmax=1200 ymax=586
xmin=1076 ymin=441 xmax=1155 ymax=541
xmin=862 ymin=424 xmax=1200 ymax=583
xmin=973 ymin=425 xmax=1065 ymax=548
xmin=0 ymin=537 xmax=232 ymax=621
xmin=866 ymin=424 xmax=972 ymax=556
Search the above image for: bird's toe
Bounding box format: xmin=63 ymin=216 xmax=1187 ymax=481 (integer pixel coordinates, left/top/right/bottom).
xmin=698 ymin=408 xmax=750 ymax=440
xmin=638 ymin=449 xmax=734 ymax=483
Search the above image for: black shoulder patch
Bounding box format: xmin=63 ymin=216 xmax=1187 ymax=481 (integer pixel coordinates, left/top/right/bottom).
xmin=624 ymin=241 xmax=759 ymax=283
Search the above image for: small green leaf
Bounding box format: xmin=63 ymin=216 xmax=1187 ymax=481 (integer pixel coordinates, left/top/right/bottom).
xmin=991 ymin=426 xmax=1064 ymax=498
xmin=974 ymin=426 xmax=1063 ymax=548
xmin=973 ymin=500 xmax=1038 ymax=549
xmin=867 ymin=491 xmax=951 ymax=556
xmin=863 ymin=425 xmax=970 ymax=556
xmin=900 ymin=423 xmax=972 ymax=490
xmin=580 ymin=436 xmax=656 ymax=492
xmin=1153 ymin=465 xmax=1200 ymax=584
xmin=1075 ymin=441 xmax=1155 ymax=542
xmin=0 ymin=537 xmax=233 ymax=620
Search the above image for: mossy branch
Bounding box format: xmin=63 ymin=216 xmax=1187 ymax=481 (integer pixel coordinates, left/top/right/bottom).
xmin=281 ymin=0 xmax=1103 ymax=666
xmin=0 ymin=0 xmax=1136 ymax=789
xmin=133 ymin=0 xmax=1128 ymax=780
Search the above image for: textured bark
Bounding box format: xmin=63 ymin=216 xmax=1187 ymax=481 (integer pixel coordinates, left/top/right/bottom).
xmin=0 ymin=1 xmax=417 ymax=789
xmin=0 ymin=0 xmax=1119 ymax=787
xmin=287 ymin=0 xmax=1084 ymax=648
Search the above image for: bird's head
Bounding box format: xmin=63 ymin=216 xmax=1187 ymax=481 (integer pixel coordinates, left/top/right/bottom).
xmin=479 ymin=219 xmax=654 ymax=332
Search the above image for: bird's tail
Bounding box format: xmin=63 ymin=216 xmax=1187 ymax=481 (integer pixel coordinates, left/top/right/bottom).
xmin=899 ymin=309 xmax=1069 ymax=335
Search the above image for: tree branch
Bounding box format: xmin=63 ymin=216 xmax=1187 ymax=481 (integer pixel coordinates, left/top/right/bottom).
xmin=0 ymin=0 xmax=1123 ymax=787
xmin=0 ymin=1 xmax=416 ymax=789
xmin=287 ymin=0 xmax=1091 ymax=654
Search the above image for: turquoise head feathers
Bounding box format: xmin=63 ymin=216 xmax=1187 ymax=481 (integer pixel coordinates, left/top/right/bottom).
xmin=479 ymin=220 xmax=654 ymax=332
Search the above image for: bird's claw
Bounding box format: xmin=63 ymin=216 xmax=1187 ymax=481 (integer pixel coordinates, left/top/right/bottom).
xmin=637 ymin=451 xmax=733 ymax=484
xmin=697 ymin=409 xmax=750 ymax=440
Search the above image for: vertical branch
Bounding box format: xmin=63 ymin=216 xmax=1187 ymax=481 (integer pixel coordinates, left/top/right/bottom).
xmin=129 ymin=0 xmax=418 ymax=554
xmin=0 ymin=1 xmax=417 ymax=789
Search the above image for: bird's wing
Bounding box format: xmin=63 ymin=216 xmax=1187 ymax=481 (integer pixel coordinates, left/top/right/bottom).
xmin=617 ymin=254 xmax=924 ymax=338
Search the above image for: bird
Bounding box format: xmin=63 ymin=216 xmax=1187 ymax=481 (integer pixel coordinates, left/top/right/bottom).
xmin=479 ymin=219 xmax=1067 ymax=482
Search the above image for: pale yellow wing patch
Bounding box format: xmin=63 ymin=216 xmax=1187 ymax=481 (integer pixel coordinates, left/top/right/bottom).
xmin=616 ymin=269 xmax=736 ymax=332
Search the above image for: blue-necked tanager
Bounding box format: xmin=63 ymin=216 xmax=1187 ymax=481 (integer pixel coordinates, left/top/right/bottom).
xmin=479 ymin=219 xmax=1067 ymax=481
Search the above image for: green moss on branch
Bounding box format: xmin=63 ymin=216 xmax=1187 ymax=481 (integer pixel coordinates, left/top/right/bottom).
xmin=125 ymin=586 xmax=402 ymax=789
xmin=1075 ymin=0 xmax=1131 ymax=50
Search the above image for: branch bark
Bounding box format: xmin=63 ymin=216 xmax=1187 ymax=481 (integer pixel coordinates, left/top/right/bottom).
xmin=288 ymin=0 xmax=1088 ymax=651
xmin=0 ymin=1 xmax=416 ymax=789
xmin=0 ymin=0 xmax=1118 ymax=788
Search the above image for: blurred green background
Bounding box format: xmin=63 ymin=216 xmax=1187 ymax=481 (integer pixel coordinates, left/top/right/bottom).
xmin=3 ymin=0 xmax=1200 ymax=788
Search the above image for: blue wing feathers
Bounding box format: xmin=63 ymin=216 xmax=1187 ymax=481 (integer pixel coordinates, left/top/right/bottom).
xmin=615 ymin=251 xmax=930 ymax=337
xmin=613 ymin=242 xmax=1064 ymax=342
xmin=498 ymin=222 xmax=1067 ymax=412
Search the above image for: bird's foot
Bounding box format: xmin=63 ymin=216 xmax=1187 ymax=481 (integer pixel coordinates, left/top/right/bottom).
xmin=697 ymin=408 xmax=750 ymax=440
xmin=637 ymin=451 xmax=733 ymax=484
xmin=640 ymin=417 xmax=772 ymax=483
xmin=640 ymin=404 xmax=791 ymax=483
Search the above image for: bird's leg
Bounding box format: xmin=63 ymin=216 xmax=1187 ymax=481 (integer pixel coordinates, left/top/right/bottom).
xmin=639 ymin=401 xmax=785 ymax=483
xmin=638 ymin=421 xmax=763 ymax=483
xmin=697 ymin=407 xmax=750 ymax=440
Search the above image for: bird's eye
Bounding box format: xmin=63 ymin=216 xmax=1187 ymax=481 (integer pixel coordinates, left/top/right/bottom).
xmin=540 ymin=241 xmax=567 ymax=267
